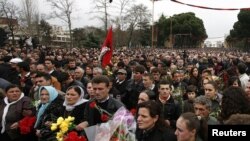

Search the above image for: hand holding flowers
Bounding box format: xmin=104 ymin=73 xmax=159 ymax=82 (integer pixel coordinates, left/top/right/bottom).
xmin=89 ymin=101 xmax=112 ymax=122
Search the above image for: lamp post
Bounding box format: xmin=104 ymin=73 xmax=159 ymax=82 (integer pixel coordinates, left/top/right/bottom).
xmin=170 ymin=16 xmax=173 ymax=49
xmin=151 ymin=0 xmax=155 ymax=48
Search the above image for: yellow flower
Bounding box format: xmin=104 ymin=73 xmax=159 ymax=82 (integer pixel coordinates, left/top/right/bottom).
xmin=60 ymin=121 xmax=69 ymax=133
xmin=60 ymin=121 xmax=68 ymax=128
xmin=65 ymin=116 xmax=75 ymax=122
xmin=51 ymin=123 xmax=58 ymax=131
xmin=51 ymin=116 xmax=76 ymax=141
xmin=56 ymin=117 xmax=64 ymax=125
xmin=61 ymin=126 xmax=68 ymax=133
xmin=56 ymin=131 xmax=63 ymax=141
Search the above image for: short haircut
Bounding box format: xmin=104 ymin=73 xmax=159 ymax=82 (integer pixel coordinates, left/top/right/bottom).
xmin=237 ymin=63 xmax=247 ymax=74
xmin=5 ymin=84 xmax=21 ymax=93
xmin=186 ymin=85 xmax=197 ymax=93
xmin=158 ymin=79 xmax=172 ymax=89
xmin=58 ymin=72 xmax=70 ymax=82
xmin=93 ymin=67 xmax=103 ymax=74
xmin=17 ymin=61 xmax=30 ymax=72
xmin=75 ymin=67 xmax=84 ymax=73
xmin=143 ymin=73 xmax=154 ymax=81
xmin=117 ymin=61 xmax=125 ymax=67
xmin=35 ymin=72 xmax=52 ymax=81
xmin=151 ymin=67 xmax=161 ymax=74
xmin=68 ymin=58 xmax=76 ymax=62
xmin=194 ymin=95 xmax=212 ymax=110
xmin=134 ymin=65 xmax=146 ymax=74
xmin=45 ymin=58 xmax=55 ymax=64
xmin=91 ymin=75 xmax=110 ymax=87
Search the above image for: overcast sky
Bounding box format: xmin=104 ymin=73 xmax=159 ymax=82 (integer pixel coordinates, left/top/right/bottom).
xmin=16 ymin=0 xmax=250 ymax=40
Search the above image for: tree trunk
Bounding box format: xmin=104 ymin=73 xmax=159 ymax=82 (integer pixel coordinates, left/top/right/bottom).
xmin=68 ymin=15 xmax=72 ymax=48
xmin=104 ymin=1 xmax=108 ymax=33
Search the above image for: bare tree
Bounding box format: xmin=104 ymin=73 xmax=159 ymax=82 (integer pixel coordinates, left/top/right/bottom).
xmin=0 ymin=0 xmax=19 ymax=44
xmin=47 ymin=0 xmax=75 ymax=48
xmin=92 ymin=0 xmax=113 ymax=33
xmin=113 ymin=0 xmax=134 ymax=30
xmin=20 ymin=0 xmax=39 ymax=35
xmin=111 ymin=0 xmax=134 ymax=47
xmin=124 ymin=4 xmax=151 ymax=47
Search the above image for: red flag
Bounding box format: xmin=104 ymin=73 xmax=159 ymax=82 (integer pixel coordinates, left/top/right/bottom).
xmin=99 ymin=27 xmax=113 ymax=68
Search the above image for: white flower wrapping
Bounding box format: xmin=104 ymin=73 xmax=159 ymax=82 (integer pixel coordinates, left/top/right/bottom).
xmin=84 ymin=107 xmax=137 ymax=141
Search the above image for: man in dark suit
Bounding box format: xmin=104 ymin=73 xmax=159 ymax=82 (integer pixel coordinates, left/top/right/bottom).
xmin=113 ymin=69 xmax=129 ymax=100
xmin=75 ymin=75 xmax=124 ymax=130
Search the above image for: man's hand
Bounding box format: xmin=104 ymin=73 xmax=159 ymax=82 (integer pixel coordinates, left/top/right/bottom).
xmin=75 ymin=121 xmax=88 ymax=131
xmin=10 ymin=122 xmax=19 ymax=129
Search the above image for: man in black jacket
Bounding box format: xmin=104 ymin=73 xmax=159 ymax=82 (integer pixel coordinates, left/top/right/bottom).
xmin=76 ymin=75 xmax=124 ymax=130
xmin=156 ymin=79 xmax=181 ymax=129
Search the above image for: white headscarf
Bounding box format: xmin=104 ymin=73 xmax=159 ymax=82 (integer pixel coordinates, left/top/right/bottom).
xmin=1 ymin=93 xmax=24 ymax=133
xmin=63 ymin=86 xmax=88 ymax=111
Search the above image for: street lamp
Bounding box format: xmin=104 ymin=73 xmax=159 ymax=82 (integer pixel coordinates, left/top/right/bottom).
xmin=152 ymin=0 xmax=155 ymax=48
xmin=170 ymin=16 xmax=173 ymax=49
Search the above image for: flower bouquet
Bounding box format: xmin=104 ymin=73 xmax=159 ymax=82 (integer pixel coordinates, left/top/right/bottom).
xmin=84 ymin=107 xmax=136 ymax=141
xmin=19 ymin=116 xmax=36 ymax=134
xmin=51 ymin=116 xmax=85 ymax=141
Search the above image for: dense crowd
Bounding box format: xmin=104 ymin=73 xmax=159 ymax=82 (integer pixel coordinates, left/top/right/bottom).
xmin=0 ymin=45 xmax=250 ymax=141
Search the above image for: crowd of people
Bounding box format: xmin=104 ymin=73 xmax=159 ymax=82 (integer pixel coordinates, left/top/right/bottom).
xmin=0 ymin=45 xmax=250 ymax=141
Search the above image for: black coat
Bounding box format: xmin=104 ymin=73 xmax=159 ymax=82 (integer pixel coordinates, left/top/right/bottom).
xmin=156 ymin=96 xmax=181 ymax=129
xmin=136 ymin=126 xmax=177 ymax=141
xmin=62 ymin=102 xmax=87 ymax=125
xmin=113 ymin=79 xmax=129 ymax=96
xmin=84 ymin=97 xmax=124 ymax=126
xmin=123 ymin=79 xmax=144 ymax=110
xmin=36 ymin=95 xmax=64 ymax=141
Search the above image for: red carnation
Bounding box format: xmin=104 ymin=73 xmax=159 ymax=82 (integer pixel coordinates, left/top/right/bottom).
xmin=101 ymin=113 xmax=109 ymax=122
xmin=78 ymin=136 xmax=87 ymax=141
xmin=119 ymin=129 xmax=125 ymax=135
xmin=19 ymin=116 xmax=36 ymax=134
xmin=64 ymin=131 xmax=87 ymax=141
xmin=130 ymin=108 xmax=137 ymax=116
xmin=89 ymin=101 xmax=96 ymax=109
xmin=110 ymin=137 xmax=119 ymax=141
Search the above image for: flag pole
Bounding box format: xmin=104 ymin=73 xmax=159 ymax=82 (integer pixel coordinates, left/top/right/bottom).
xmin=151 ymin=0 xmax=155 ymax=48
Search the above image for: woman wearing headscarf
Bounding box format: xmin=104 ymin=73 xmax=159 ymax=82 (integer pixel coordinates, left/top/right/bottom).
xmin=0 ymin=84 xmax=35 ymax=141
xmin=62 ymin=85 xmax=88 ymax=131
xmin=34 ymin=86 xmax=64 ymax=141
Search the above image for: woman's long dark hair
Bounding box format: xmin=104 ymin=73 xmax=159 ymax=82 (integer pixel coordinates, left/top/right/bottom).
xmin=219 ymin=86 xmax=250 ymax=122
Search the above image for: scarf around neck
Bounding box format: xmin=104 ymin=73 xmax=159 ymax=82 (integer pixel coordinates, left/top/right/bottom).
xmin=63 ymin=86 xmax=88 ymax=111
xmin=34 ymin=86 xmax=58 ymax=128
xmin=1 ymin=93 xmax=24 ymax=133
